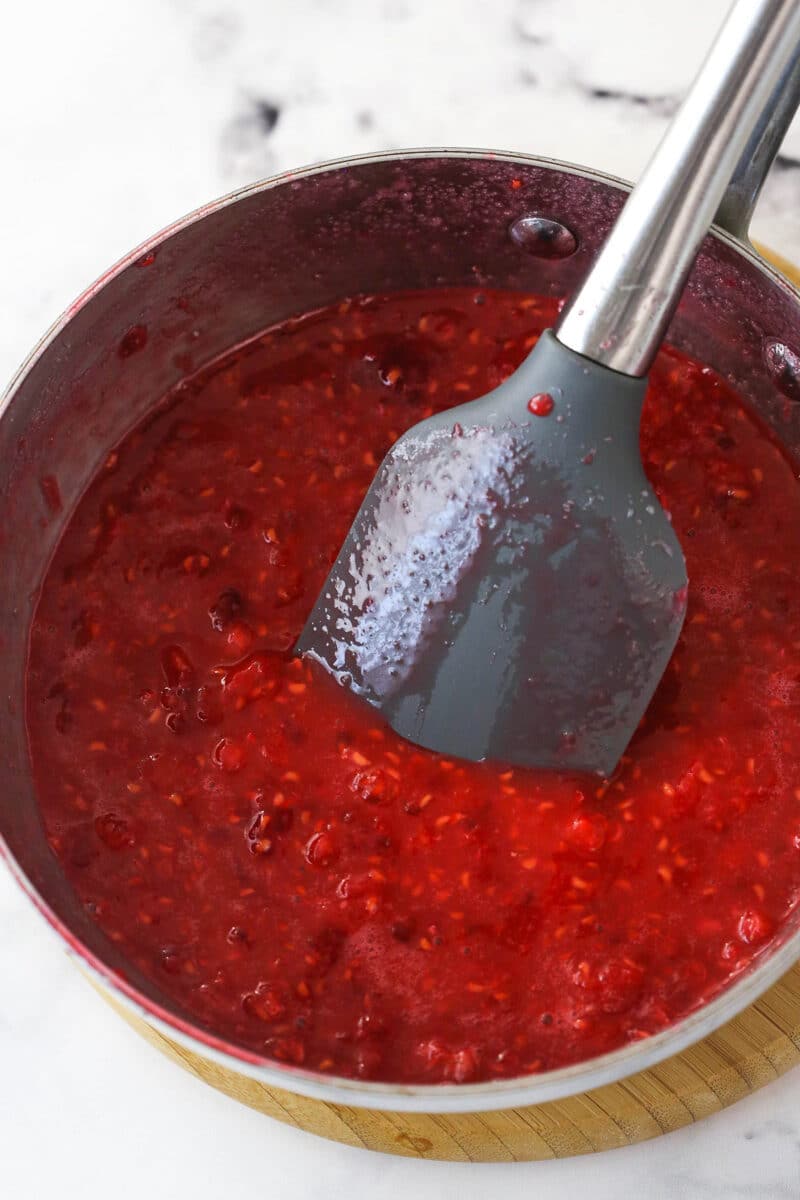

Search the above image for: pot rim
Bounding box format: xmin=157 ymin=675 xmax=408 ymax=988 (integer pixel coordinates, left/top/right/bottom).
xmin=3 ymin=145 xmax=800 ymax=1115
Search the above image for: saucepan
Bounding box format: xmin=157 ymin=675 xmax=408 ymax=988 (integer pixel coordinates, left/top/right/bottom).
xmin=3 ymin=142 xmax=800 ymax=1141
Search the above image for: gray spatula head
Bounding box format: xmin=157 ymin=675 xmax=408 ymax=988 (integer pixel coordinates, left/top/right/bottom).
xmin=297 ymin=330 xmax=687 ymax=776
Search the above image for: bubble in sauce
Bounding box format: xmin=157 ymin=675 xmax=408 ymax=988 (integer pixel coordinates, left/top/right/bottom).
xmin=764 ymin=339 xmax=800 ymax=403
xmin=509 ymin=215 xmax=578 ymax=260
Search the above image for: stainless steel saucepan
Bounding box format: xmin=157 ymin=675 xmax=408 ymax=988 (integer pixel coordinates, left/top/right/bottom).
xmin=4 ymin=126 xmax=800 ymax=1116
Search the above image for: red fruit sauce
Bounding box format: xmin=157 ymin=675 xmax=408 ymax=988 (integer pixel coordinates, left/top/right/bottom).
xmin=27 ymin=289 xmax=800 ymax=1084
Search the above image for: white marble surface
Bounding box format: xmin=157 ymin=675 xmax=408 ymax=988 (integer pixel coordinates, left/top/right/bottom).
xmin=3 ymin=1 xmax=800 ymax=1196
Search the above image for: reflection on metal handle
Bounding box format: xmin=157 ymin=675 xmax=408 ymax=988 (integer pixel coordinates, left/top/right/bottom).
xmin=715 ymin=50 xmax=800 ymax=240
xmin=557 ymin=0 xmax=800 ymax=378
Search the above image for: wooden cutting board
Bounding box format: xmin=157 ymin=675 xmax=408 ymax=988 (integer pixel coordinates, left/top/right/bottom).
xmin=107 ymin=965 xmax=800 ymax=1161
xmin=97 ymin=244 xmax=800 ymax=1161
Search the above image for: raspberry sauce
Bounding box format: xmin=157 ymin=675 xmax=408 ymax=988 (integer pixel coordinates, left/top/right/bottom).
xmin=26 ymin=289 xmax=800 ymax=1084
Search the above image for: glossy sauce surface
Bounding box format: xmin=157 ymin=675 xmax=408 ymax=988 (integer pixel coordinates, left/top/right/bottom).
xmin=27 ymin=289 xmax=800 ymax=1083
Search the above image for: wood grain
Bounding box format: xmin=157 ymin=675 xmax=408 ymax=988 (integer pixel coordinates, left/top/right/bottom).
xmin=106 ymin=965 xmax=800 ymax=1160
xmin=98 ymin=244 xmax=800 ymax=1160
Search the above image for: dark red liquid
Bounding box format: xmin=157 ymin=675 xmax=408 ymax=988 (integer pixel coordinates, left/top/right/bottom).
xmin=27 ymin=290 xmax=800 ymax=1084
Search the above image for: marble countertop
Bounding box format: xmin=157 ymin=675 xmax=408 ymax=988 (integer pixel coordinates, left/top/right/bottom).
xmin=3 ymin=1 xmax=800 ymax=1196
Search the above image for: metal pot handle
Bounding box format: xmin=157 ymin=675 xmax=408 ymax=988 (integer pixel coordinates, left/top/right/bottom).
xmin=715 ymin=50 xmax=800 ymax=242
xmin=557 ymin=0 xmax=800 ymax=377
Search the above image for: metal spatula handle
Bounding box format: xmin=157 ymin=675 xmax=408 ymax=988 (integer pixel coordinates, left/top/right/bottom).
xmin=557 ymin=0 xmax=800 ymax=378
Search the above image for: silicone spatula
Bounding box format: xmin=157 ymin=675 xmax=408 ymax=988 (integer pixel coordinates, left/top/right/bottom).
xmin=298 ymin=0 xmax=800 ymax=775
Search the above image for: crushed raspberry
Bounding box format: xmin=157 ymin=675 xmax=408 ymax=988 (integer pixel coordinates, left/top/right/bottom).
xmin=27 ymin=288 xmax=800 ymax=1083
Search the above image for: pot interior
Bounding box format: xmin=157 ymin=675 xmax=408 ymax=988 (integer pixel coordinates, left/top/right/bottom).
xmin=4 ymin=150 xmax=800 ymax=1096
